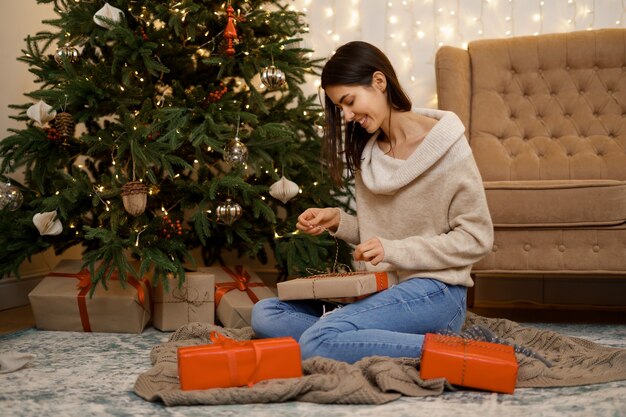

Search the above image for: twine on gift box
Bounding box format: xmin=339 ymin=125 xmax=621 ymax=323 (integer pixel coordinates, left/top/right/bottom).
xmin=305 ymin=229 xmax=353 ymax=277
xmin=161 ymin=283 xmax=212 ymax=322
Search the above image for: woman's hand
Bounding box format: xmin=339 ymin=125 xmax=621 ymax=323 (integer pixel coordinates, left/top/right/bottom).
xmin=353 ymin=237 xmax=384 ymax=266
xmin=296 ymin=208 xmax=340 ymax=236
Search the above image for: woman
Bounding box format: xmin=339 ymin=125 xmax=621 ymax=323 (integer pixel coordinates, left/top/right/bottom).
xmin=252 ymin=41 xmax=494 ymax=364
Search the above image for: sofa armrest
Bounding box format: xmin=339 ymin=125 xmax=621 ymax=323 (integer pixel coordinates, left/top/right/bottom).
xmin=435 ymin=46 xmax=471 ymax=136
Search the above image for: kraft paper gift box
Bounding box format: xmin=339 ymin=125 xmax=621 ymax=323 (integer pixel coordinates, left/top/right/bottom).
xmin=28 ymin=259 xmax=151 ymax=333
xmin=152 ymin=272 xmax=215 ymax=331
xmin=178 ymin=332 xmax=302 ymax=390
xmin=277 ymin=271 xmax=398 ymax=301
xmin=420 ymin=333 xmax=519 ymax=394
xmin=198 ymin=265 xmax=277 ymax=328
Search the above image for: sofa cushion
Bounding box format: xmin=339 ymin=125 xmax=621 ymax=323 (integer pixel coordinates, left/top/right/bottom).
xmin=467 ymin=29 xmax=626 ymax=182
xmin=473 ymin=225 xmax=626 ymax=274
xmin=484 ymin=179 xmax=626 ymax=227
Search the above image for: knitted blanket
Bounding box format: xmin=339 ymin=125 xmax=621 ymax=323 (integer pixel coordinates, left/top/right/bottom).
xmin=134 ymin=313 xmax=626 ymax=406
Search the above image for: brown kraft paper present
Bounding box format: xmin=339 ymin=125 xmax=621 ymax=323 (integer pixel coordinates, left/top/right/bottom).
xmin=277 ymin=271 xmax=397 ymax=301
xmin=152 ymin=272 xmax=215 ymax=331
xmin=28 ymin=259 xmax=151 ymax=333
xmin=198 ymin=265 xmax=276 ymax=328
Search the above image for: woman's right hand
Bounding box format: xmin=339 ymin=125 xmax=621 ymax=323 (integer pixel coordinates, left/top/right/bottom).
xmin=296 ymin=208 xmax=340 ymax=236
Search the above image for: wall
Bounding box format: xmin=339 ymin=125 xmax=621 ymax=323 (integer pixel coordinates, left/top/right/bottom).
xmin=292 ymin=0 xmax=623 ymax=107
xmin=1 ymin=1 xmax=624 ymax=309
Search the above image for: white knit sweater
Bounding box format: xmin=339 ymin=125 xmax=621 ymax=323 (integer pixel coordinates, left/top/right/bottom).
xmin=334 ymin=108 xmax=494 ymax=287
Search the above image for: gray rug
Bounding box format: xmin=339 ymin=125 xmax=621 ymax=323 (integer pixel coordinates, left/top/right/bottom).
xmin=0 ymin=321 xmax=625 ymax=417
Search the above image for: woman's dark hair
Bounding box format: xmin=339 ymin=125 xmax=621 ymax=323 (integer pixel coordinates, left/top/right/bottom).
xmin=321 ymin=41 xmax=412 ymax=185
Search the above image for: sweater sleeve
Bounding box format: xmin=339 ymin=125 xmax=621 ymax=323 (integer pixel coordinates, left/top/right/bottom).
xmin=380 ymin=156 xmax=494 ymax=271
xmin=332 ymin=209 xmax=360 ymax=245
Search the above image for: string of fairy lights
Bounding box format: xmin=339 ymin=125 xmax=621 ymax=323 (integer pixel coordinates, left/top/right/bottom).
xmin=291 ymin=0 xmax=625 ymax=107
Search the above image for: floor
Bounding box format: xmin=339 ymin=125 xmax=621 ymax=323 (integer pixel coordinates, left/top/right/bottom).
xmin=1 ymin=306 xmax=625 ymax=417
xmin=3 ymin=302 xmax=625 ymax=336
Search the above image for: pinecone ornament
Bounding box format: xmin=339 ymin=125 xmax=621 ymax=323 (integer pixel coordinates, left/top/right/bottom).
xmin=120 ymin=181 xmax=148 ymax=216
xmin=50 ymin=112 xmax=76 ymax=139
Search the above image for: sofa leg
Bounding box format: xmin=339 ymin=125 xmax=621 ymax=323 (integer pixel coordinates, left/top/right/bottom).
xmin=467 ymin=274 xmax=476 ymax=308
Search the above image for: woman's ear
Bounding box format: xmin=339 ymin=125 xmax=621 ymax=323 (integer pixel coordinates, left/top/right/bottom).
xmin=372 ymin=71 xmax=387 ymax=93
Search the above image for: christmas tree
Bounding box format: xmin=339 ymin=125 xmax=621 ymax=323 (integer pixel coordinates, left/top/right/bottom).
xmin=0 ymin=0 xmax=353 ymax=287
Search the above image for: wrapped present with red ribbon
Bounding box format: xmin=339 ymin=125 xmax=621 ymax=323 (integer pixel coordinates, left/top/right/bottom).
xmin=277 ymin=271 xmax=398 ymax=301
xmin=420 ymin=333 xmax=519 ymax=394
xmin=28 ymin=259 xmax=151 ymax=333
xmin=178 ymin=331 xmax=302 ymax=390
xmin=152 ymin=272 xmax=215 ymax=331
xmin=197 ymin=265 xmax=276 ymax=328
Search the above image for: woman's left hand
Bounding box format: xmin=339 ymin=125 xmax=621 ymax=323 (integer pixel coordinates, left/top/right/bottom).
xmin=353 ymin=237 xmax=384 ymax=266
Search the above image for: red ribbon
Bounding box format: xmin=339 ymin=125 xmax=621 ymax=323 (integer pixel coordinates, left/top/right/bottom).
xmin=214 ymin=265 xmax=265 ymax=310
xmin=209 ymin=331 xmax=260 ymax=387
xmin=305 ymin=271 xmax=390 ymax=300
xmin=47 ymin=268 xmax=147 ymax=332
xmin=374 ymin=272 xmax=389 ymax=291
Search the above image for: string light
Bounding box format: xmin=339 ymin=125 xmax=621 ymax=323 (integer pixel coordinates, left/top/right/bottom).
xmin=586 ymin=0 xmax=596 ymax=30
xmin=506 ymin=0 xmax=515 ymax=36
xmin=297 ymin=0 xmax=607 ymax=107
xmin=568 ymin=0 xmax=577 ymax=28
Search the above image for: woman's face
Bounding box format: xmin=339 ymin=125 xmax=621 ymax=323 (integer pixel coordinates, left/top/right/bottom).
xmin=324 ymin=73 xmax=388 ymax=134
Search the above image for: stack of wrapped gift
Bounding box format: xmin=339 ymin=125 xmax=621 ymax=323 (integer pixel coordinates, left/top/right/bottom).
xmin=277 ymin=270 xmax=398 ymax=302
xmin=28 ymin=259 xmax=151 ymax=333
xmin=152 ymin=271 xmax=215 ymax=331
xmin=198 ymin=265 xmax=276 ymax=328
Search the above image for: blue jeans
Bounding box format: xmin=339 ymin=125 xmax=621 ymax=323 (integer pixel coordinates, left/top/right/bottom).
xmin=251 ymin=278 xmax=467 ymax=364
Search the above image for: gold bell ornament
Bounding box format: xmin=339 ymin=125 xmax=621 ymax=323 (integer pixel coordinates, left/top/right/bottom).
xmin=54 ymin=44 xmax=80 ymax=65
xmin=261 ymin=65 xmax=286 ymax=90
xmin=216 ymin=198 xmax=242 ymax=225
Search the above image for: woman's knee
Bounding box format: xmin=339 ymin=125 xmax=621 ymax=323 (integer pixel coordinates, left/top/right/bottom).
xmin=251 ymin=297 xmax=281 ymax=337
xmin=298 ymin=321 xmax=340 ymax=360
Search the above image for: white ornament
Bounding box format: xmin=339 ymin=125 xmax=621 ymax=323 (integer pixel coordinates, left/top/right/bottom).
xmin=27 ymin=100 xmax=56 ymax=125
xmin=33 ymin=210 xmax=63 ymax=236
xmin=269 ymin=176 xmax=299 ymax=203
xmin=93 ymin=3 xmax=124 ymax=29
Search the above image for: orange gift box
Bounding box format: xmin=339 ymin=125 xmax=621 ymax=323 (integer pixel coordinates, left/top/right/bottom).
xmin=177 ymin=332 xmax=302 ymax=390
xmin=420 ymin=333 xmax=518 ymax=394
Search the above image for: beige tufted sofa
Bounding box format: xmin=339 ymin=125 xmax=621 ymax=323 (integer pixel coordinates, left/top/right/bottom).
xmin=435 ymin=29 xmax=626 ymax=305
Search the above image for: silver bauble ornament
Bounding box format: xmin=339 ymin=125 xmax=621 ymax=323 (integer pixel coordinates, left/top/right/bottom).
xmin=223 ymin=137 xmax=248 ymax=167
xmin=261 ymin=65 xmax=286 ymax=90
xmin=0 ymin=183 xmax=23 ymax=211
xmin=54 ymin=44 xmax=80 ymax=65
xmin=216 ymin=198 xmax=242 ymax=225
